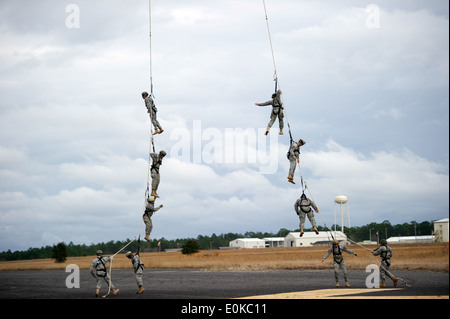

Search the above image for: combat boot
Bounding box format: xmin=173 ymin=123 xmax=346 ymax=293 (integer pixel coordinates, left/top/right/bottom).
xmin=345 ymin=282 xmax=351 ymax=288
xmin=112 ymin=288 xmax=120 ymax=296
xmin=299 ymin=228 xmax=304 ymax=237
xmin=95 ymin=289 xmax=99 ymax=297
xmin=313 ymin=226 xmax=319 ymax=235
xmin=392 ymin=277 xmax=398 ymax=287
xmin=279 ymin=129 xmax=283 ymax=135
xmin=137 ymin=286 xmax=145 ymax=294
xmin=144 ymin=235 xmax=151 ymax=242
xmin=265 ymin=127 xmax=270 ymax=136
xmin=287 ymin=175 xmax=295 ymax=184
xmin=379 ymin=282 xmax=386 ymax=288
xmin=158 ymin=129 xmax=164 ymax=134
xmin=152 ymin=129 xmax=160 ymax=135
xmin=151 ymin=190 xmax=160 ymax=198
xmin=335 ymin=282 xmax=339 ymax=288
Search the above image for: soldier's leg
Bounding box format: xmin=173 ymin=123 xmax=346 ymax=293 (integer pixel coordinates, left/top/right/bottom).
xmin=143 ymin=215 xmax=153 ymax=238
xmin=278 ymin=111 xmax=284 ymax=130
xmin=104 ymin=273 xmax=115 ymax=290
xmin=379 ymin=262 xmax=387 ymax=286
xmin=341 ymin=260 xmax=349 ymax=283
xmin=307 ymin=213 xmax=317 ymax=228
xmin=136 ymin=271 xmax=144 ymax=288
xmin=152 ymin=116 xmax=163 ymax=132
xmin=266 ymin=113 xmax=276 ymax=134
xmin=307 ymin=213 xmax=319 ymax=234
xmin=151 ymin=172 xmax=160 ymax=195
xmin=333 ymin=262 xmax=340 ymax=283
xmin=288 ymin=158 xmax=296 ymax=184
xmin=96 ymin=276 xmax=102 ymax=289
xmin=299 ymin=213 xmax=306 ymax=236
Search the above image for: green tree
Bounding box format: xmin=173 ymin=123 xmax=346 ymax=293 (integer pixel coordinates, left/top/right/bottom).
xmin=51 ymin=242 xmax=68 ymax=263
xmin=181 ymin=240 xmax=200 ymax=255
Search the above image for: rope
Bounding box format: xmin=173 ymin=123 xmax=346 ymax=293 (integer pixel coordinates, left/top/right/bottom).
xmin=102 ymin=235 xmax=140 ymax=298
xmin=149 ymin=0 xmax=153 ymax=97
xmin=344 ymin=237 xmax=411 ymax=287
xmin=262 ymin=0 xmax=294 ymax=143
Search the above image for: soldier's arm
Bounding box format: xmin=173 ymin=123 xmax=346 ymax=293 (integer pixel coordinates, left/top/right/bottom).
xmin=322 ymin=248 xmax=331 ymax=260
xmin=372 ymin=247 xmax=382 ymax=256
xmin=311 ymin=201 xmax=319 ymax=212
xmin=294 ymin=200 xmax=300 ymax=215
xmin=256 ymin=100 xmax=273 ymax=107
xmin=342 ymin=246 xmax=356 ymax=255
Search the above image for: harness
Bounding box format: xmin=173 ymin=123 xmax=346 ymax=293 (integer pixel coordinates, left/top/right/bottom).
xmin=95 ymin=256 xmax=107 ymax=276
xmin=132 ymin=256 xmax=145 ymax=272
xmin=271 ymin=96 xmax=283 ymax=115
xmin=332 ymin=244 xmax=343 ymax=264
xmin=144 ymin=203 xmax=155 ymax=218
xmin=300 ymin=199 xmax=312 ymax=213
xmin=151 ymin=158 xmax=162 ymax=173
xmin=381 ymin=246 xmax=392 ymax=267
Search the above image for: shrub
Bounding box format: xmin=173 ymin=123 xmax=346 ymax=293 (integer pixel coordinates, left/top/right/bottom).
xmin=181 ymin=240 xmax=200 ymax=255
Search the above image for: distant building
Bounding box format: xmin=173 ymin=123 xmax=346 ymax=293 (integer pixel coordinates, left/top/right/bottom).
xmin=387 ymin=235 xmax=435 ymax=244
xmin=434 ymin=218 xmax=449 ymax=242
xmin=229 ymin=238 xmax=265 ymax=249
xmin=263 ymin=237 xmax=285 ymax=248
xmin=284 ymin=231 xmax=347 ymax=247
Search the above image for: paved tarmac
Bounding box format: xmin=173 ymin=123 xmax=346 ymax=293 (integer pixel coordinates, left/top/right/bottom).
xmin=0 ymin=268 xmax=447 ymax=300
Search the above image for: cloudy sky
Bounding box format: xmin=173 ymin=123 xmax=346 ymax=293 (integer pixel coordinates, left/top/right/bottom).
xmin=0 ymin=0 xmax=448 ymax=252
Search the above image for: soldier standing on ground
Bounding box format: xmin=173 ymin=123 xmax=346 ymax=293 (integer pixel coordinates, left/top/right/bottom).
xmin=322 ymin=240 xmax=358 ymax=288
xmin=126 ymin=251 xmax=145 ymax=294
xmin=373 ymin=239 xmax=398 ymax=288
xmin=89 ymin=250 xmax=119 ymax=297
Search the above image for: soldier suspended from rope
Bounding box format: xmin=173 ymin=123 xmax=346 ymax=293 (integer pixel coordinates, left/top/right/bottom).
xmin=255 ymin=89 xmax=284 ymax=136
xmin=287 ymin=138 xmax=305 ymax=184
xmin=150 ymin=150 xmax=166 ymax=198
xmin=294 ymin=192 xmax=319 ymax=237
xmin=142 ymin=91 xmax=164 ymax=135
xmin=143 ymin=195 xmax=163 ymax=242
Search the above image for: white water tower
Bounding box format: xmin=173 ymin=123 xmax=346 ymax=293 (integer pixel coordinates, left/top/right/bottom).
xmin=334 ymin=195 xmax=350 ymax=233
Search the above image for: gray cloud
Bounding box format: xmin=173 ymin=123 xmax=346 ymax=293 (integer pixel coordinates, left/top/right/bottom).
xmin=0 ymin=0 xmax=448 ymax=251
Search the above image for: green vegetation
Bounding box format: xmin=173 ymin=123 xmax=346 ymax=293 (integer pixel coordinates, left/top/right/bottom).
xmin=181 ymin=240 xmax=200 ymax=255
xmin=0 ymin=220 xmax=434 ymax=261
xmin=51 ymin=242 xmax=68 ymax=263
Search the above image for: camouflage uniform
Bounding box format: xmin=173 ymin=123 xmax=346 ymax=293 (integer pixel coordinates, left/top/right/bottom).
xmin=322 ymin=242 xmax=357 ymax=287
xmin=256 ymin=90 xmax=284 ymax=134
xmin=126 ymin=251 xmax=145 ymax=294
xmin=373 ymin=240 xmax=398 ymax=287
xmin=150 ymin=151 xmax=166 ymax=198
xmin=294 ymin=194 xmax=319 ymax=235
xmin=143 ymin=197 xmax=162 ymax=241
xmin=89 ymin=251 xmax=119 ymax=296
xmin=143 ymin=92 xmax=163 ymax=134
xmin=287 ymin=139 xmax=305 ymax=184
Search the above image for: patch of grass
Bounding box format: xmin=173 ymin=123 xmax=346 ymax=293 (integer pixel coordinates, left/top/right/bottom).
xmin=0 ymin=243 xmax=447 ymax=272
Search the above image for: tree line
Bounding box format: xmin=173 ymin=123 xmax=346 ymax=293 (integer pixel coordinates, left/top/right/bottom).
xmin=0 ymin=220 xmax=435 ymax=261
